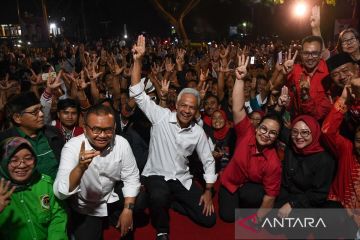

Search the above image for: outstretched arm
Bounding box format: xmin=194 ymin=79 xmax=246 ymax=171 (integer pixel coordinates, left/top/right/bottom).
xmin=232 ymin=54 xmax=249 ymax=125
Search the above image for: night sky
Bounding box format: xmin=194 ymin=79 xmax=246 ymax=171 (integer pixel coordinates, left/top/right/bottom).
xmin=0 ymin=0 xmax=358 ymax=42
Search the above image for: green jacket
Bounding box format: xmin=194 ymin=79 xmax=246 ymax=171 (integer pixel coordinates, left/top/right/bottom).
xmin=0 ymin=174 xmax=68 ymax=240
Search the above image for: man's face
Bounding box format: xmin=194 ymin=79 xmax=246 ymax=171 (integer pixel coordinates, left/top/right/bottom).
xmin=84 ymin=113 xmax=115 ymax=150
xmin=355 ymin=130 xmax=360 ymax=157
xmin=204 ymin=96 xmax=219 ymax=116
xmin=331 ymin=63 xmax=359 ymax=88
xmin=301 ymin=41 xmax=322 ymax=71
xmin=57 ymin=107 xmax=79 ymax=128
xmin=14 ymin=104 xmax=44 ymax=131
xmin=176 ymin=93 xmax=197 ymax=128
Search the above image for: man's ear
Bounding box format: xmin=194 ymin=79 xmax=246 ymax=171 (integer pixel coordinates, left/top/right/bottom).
xmin=12 ymin=113 xmax=22 ymax=125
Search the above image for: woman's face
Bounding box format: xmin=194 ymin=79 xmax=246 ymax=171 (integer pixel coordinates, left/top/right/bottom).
xmin=255 ymin=118 xmax=280 ymax=147
xmin=8 ymin=148 xmax=35 ymax=183
xmin=291 ymin=120 xmax=313 ymax=149
xmin=212 ymin=111 xmax=226 ymax=129
xmin=341 ymin=32 xmax=359 ymax=54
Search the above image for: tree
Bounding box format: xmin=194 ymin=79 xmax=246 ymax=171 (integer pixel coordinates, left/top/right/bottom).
xmin=150 ymin=0 xmax=200 ymax=44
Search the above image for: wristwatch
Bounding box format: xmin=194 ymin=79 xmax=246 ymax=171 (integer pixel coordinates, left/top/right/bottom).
xmin=124 ymin=203 xmax=135 ymax=210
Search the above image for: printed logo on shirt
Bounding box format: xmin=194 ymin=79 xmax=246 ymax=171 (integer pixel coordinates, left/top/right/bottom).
xmin=40 ymin=194 xmax=50 ymax=210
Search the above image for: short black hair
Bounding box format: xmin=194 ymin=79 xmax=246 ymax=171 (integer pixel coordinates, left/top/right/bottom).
xmin=57 ymin=98 xmax=80 ymax=112
xmin=259 ymin=113 xmax=283 ymax=130
xmin=84 ymin=104 xmax=115 ymax=124
xmin=204 ymin=93 xmax=219 ymax=104
xmin=301 ymin=35 xmax=323 ymax=50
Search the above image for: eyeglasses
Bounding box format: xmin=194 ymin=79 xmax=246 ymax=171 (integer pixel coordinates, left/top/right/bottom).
xmin=86 ymin=125 xmax=114 ymax=135
xmin=301 ymin=51 xmax=321 ymax=58
xmin=21 ymin=106 xmax=43 ymax=116
xmin=291 ymin=128 xmax=312 ymax=138
xmin=9 ymin=156 xmax=35 ymax=168
xmin=331 ymin=67 xmax=352 ymax=79
xmin=258 ymin=125 xmax=278 ymax=139
xmin=341 ymin=37 xmax=357 ymax=46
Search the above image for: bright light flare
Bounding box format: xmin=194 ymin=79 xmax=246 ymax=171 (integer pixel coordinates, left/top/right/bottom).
xmin=293 ymin=2 xmax=307 ymax=17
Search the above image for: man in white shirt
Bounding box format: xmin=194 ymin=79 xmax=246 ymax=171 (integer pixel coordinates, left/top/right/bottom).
xmin=53 ymin=104 xmax=140 ymax=240
xmin=130 ymin=35 xmax=217 ymax=240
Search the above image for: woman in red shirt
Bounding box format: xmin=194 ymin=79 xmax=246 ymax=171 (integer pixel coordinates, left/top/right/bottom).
xmin=219 ymin=55 xmax=282 ymax=223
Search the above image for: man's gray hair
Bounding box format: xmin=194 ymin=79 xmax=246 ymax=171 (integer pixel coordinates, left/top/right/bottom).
xmin=177 ymin=88 xmax=201 ymax=107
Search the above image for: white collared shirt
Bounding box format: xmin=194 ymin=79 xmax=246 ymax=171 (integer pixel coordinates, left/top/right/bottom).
xmin=53 ymin=134 xmax=140 ymax=217
xmin=129 ymin=82 xmax=217 ymax=190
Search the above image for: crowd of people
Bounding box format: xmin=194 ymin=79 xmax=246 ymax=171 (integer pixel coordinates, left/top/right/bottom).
xmin=0 ymin=6 xmax=359 ymax=240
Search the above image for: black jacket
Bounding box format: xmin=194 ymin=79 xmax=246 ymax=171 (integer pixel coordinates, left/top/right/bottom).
xmin=0 ymin=126 xmax=64 ymax=162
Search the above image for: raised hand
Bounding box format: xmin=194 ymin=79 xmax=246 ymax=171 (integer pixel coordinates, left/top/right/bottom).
xmin=132 ymin=35 xmax=145 ymax=61
xmin=310 ymin=5 xmax=320 ymax=30
xmin=199 ymin=82 xmax=209 ymax=100
xmin=176 ymin=48 xmax=186 ymax=66
xmin=77 ymin=141 xmax=100 ymax=171
xmin=277 ymin=86 xmax=291 ymax=107
xmin=47 ymin=70 xmax=63 ymax=90
xmin=200 ymin=68 xmax=209 ymax=82
xmin=0 ymin=178 xmax=16 ymax=213
xmin=219 ymin=59 xmax=233 ymax=73
xmin=235 ymin=54 xmax=249 ymax=80
xmin=160 ymin=78 xmax=170 ymax=98
xmin=164 ymin=57 xmax=175 ymax=73
xmin=282 ymin=49 xmax=298 ymax=75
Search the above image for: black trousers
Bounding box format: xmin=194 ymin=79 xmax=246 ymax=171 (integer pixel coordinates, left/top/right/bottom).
xmin=218 ymin=183 xmax=265 ymax=223
xmin=143 ymin=175 xmax=216 ymax=234
xmin=69 ymin=182 xmax=148 ymax=240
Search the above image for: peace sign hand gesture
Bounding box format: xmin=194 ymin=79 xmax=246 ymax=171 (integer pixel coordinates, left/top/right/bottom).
xmin=0 ymin=178 xmax=16 ymax=213
xmin=282 ymin=49 xmax=298 ymax=75
xmin=277 ymin=86 xmax=291 ymax=107
xmin=132 ymin=35 xmax=145 ymax=61
xmin=235 ymin=54 xmax=249 ymax=80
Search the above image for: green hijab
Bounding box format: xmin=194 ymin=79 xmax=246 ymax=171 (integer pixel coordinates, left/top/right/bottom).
xmin=0 ymin=137 xmax=40 ymax=191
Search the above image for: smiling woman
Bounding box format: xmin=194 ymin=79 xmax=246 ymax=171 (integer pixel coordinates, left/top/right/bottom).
xmin=0 ymin=137 xmax=68 ymax=240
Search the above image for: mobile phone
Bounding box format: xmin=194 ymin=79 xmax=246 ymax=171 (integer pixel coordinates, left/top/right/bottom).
xmin=42 ymin=72 xmax=56 ymax=81
xmin=250 ymin=56 xmax=255 ymax=65
xmin=278 ymin=51 xmax=282 ymax=64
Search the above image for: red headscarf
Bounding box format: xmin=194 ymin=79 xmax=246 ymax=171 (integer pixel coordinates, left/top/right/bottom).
xmin=291 ymin=115 xmax=324 ymax=155
xmin=212 ymin=110 xmax=230 ymax=140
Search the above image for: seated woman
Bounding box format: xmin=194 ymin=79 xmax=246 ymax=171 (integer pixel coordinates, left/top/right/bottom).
xmin=0 ymin=137 xmax=68 ymax=240
xmin=276 ymin=115 xmax=335 ymax=216
xmin=219 ymin=55 xmax=282 ymax=223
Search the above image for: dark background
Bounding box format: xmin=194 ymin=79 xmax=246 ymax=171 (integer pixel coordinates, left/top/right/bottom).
xmin=0 ymin=0 xmax=358 ymax=42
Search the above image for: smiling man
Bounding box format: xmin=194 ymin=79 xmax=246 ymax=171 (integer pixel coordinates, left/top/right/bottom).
xmin=129 ymin=35 xmax=217 ymax=240
xmin=0 ymin=91 xmax=64 ymax=179
xmin=54 ymin=104 xmax=140 ymax=239
xmin=285 ymin=35 xmax=332 ymax=121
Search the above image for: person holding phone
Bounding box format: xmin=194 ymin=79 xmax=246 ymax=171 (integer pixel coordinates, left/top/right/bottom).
xmin=53 ymin=104 xmax=140 ymax=239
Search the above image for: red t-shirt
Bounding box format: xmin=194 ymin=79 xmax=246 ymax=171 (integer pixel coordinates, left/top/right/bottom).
xmin=220 ymin=117 xmax=282 ymax=197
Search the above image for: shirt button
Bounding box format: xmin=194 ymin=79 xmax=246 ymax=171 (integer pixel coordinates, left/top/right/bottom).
xmin=20 ymin=200 xmax=24 ymax=203
xmin=27 ymin=219 xmax=31 ymax=222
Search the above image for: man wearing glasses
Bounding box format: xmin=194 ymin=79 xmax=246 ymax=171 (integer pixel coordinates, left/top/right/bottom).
xmin=54 ymin=104 xmax=140 ymax=240
xmin=0 ymin=91 xmax=64 ymax=179
xmin=283 ymin=35 xmax=332 ymax=121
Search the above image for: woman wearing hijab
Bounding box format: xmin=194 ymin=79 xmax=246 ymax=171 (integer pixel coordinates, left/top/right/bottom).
xmin=0 ymin=137 xmax=68 ymax=240
xmin=210 ymin=110 xmax=235 ymax=172
xmin=276 ymin=115 xmax=335 ymax=218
